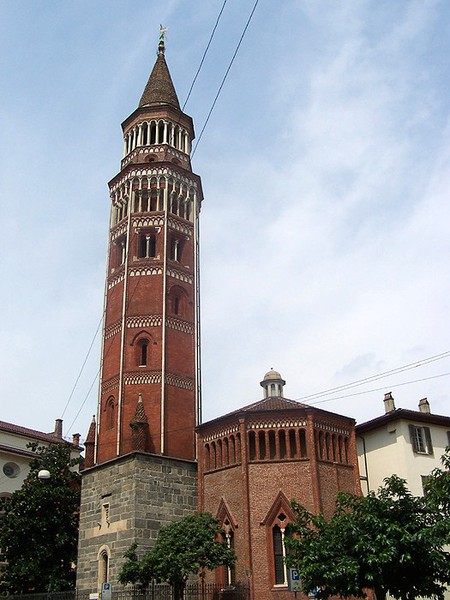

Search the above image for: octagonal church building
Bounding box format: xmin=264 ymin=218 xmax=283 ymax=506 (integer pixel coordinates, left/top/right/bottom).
xmin=197 ymin=370 xmax=359 ymax=600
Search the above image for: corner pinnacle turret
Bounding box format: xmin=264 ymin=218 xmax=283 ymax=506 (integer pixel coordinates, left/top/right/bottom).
xmin=139 ymin=27 xmax=180 ymax=110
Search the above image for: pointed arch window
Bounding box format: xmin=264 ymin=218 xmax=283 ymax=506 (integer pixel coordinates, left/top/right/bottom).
xmin=97 ymin=545 xmax=111 ymax=588
xmin=262 ymin=492 xmax=295 ymax=588
xmin=216 ymin=499 xmax=238 ymax=587
xmin=223 ymin=518 xmax=235 ymax=585
xmin=272 ymin=522 xmax=287 ymax=585
xmin=105 ymin=396 xmax=115 ymax=430
xmin=169 ymin=286 xmax=187 ymax=319
xmin=138 ymin=339 xmax=149 ymax=366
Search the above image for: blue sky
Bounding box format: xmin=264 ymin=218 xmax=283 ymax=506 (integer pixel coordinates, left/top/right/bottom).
xmin=1 ymin=1 xmax=449 ymax=442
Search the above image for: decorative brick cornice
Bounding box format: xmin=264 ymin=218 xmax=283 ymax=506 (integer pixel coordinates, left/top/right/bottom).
xmin=167 ymin=217 xmax=193 ymax=236
xmin=127 ymin=315 xmax=162 ymax=328
xmin=165 ymin=373 xmax=194 ymax=391
xmin=124 ymin=372 xmax=162 ymax=386
xmin=132 ymin=215 xmax=165 ymax=229
xmin=130 ymin=266 xmax=163 ymax=277
xmin=105 ymin=321 xmax=122 ymax=340
xmin=102 ymin=376 xmax=120 ymax=394
xmin=246 ymin=419 xmax=307 ymax=430
xmin=202 ymin=425 xmax=240 ymax=443
xmin=166 ymin=268 xmax=193 ymax=284
xmin=121 ymin=145 xmax=165 ymax=169
xmin=110 ymin=222 xmax=128 ymax=241
xmin=108 ymin=271 xmax=125 ymax=289
xmin=166 ymin=317 xmax=193 ymax=334
xmin=313 ymin=422 xmax=351 ymax=436
xmin=109 ymin=167 xmax=199 ymax=195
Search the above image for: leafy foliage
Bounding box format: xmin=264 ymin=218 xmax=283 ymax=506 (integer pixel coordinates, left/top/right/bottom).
xmin=0 ymin=442 xmax=81 ymax=593
xmin=119 ymin=513 xmax=235 ymax=600
xmin=285 ymin=449 xmax=450 ymax=600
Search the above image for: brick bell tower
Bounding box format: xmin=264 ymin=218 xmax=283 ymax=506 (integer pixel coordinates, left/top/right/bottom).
xmin=89 ymin=33 xmax=203 ymax=466
xmin=77 ymin=36 xmax=201 ymax=591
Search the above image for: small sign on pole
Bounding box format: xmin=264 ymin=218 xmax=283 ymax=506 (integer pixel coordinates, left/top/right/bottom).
xmin=101 ymin=583 xmax=112 ymax=600
xmin=288 ymin=568 xmax=302 ymax=592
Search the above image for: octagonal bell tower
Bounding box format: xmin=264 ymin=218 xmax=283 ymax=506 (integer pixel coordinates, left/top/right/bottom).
xmin=77 ymin=36 xmax=202 ymax=591
xmin=91 ymin=35 xmax=203 ymax=466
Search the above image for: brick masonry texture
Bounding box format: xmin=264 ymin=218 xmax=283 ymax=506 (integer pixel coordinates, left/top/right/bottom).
xmin=76 ymin=452 xmax=197 ymax=591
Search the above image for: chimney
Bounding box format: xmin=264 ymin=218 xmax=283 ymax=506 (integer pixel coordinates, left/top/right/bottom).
xmin=72 ymin=433 xmax=81 ymax=446
xmin=54 ymin=418 xmax=63 ymax=438
xmin=418 ymin=398 xmax=430 ymax=414
xmin=383 ymin=392 xmax=396 ymax=414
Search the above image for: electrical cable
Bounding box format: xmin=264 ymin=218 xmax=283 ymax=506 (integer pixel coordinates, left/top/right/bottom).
xmin=65 ymin=228 xmax=144 ymax=434
xmin=61 ymin=314 xmax=104 ymax=421
xmin=295 ymin=350 xmax=450 ymax=403
xmin=192 ymin=0 xmax=260 ymax=157
xmin=182 ymin=0 xmax=228 ymax=111
xmin=306 ymin=371 xmax=450 ymax=407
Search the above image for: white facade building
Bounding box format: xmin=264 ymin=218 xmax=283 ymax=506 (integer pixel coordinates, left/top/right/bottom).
xmin=0 ymin=418 xmax=82 ymax=512
xmin=356 ymin=393 xmax=450 ymax=496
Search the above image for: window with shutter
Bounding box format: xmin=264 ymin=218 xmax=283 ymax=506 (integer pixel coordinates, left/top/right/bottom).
xmin=409 ymin=424 xmax=433 ymax=455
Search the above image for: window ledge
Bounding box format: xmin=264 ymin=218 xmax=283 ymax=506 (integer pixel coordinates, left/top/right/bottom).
xmin=271 ymin=585 xmax=288 ymax=591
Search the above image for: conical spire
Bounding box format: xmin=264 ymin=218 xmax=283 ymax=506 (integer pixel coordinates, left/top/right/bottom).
xmin=83 ymin=416 xmax=96 ymax=469
xmin=130 ymin=394 xmax=150 ymax=452
xmin=139 ymin=35 xmax=180 ymax=110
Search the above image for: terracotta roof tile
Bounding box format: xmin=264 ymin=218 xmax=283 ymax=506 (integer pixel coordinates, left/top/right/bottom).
xmin=0 ymin=420 xmax=66 ymax=444
xmin=139 ymin=52 xmax=180 ymax=109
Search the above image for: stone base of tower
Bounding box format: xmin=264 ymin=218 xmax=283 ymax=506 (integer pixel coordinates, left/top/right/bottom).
xmin=76 ymin=452 xmax=197 ymax=592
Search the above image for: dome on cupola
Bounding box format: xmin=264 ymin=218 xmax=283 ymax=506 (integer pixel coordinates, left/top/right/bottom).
xmin=260 ymin=368 xmax=286 ymax=398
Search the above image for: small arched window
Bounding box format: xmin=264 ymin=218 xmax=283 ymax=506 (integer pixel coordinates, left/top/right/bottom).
xmin=223 ymin=518 xmax=235 ymax=585
xmin=170 ymin=238 xmax=181 ymax=261
xmin=138 ymin=339 xmax=149 ymax=366
xmin=139 ymin=233 xmax=156 ymax=258
xmin=97 ymin=545 xmax=111 ymax=588
xmin=279 ymin=430 xmax=287 ymax=459
xmin=105 ymin=396 xmax=115 ymax=430
xmin=248 ymin=431 xmax=256 ymax=461
xmin=272 ymin=514 xmax=289 ymax=586
xmin=259 ymin=431 xmax=266 ymax=459
xmin=205 ymin=444 xmax=211 ymax=471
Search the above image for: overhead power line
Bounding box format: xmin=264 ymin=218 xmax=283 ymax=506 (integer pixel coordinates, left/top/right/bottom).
xmin=192 ymin=0 xmax=260 ymax=157
xmin=64 ymin=3 xmax=260 ymax=433
xmin=294 ymin=350 xmax=450 ymax=404
xmin=182 ymin=0 xmax=229 ymax=111
xmin=61 ymin=314 xmax=103 ymax=423
xmin=307 ymin=371 xmax=450 ymax=407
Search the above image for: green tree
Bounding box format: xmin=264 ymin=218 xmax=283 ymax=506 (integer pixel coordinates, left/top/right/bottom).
xmin=119 ymin=513 xmax=236 ymax=600
xmin=0 ymin=442 xmax=81 ymax=593
xmin=285 ymin=451 xmax=450 ymax=600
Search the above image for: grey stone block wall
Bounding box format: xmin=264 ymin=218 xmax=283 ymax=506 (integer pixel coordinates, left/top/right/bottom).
xmin=76 ymin=452 xmax=197 ymax=592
